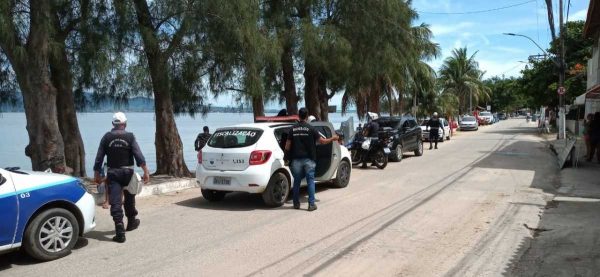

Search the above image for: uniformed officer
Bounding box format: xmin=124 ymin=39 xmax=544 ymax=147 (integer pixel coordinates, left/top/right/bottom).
xmin=94 ymin=112 xmax=150 ymax=243
xmin=426 ymin=112 xmax=442 ymax=150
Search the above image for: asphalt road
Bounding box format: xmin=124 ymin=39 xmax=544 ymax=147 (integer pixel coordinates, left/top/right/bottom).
xmin=0 ymin=118 xmax=559 ymax=277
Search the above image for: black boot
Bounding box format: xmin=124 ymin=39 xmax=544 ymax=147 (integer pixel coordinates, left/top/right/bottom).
xmin=126 ymin=217 xmax=140 ymax=232
xmin=112 ymin=223 xmax=126 ymax=243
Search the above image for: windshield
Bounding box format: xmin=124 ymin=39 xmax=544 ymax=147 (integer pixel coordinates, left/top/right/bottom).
xmin=208 ymin=128 xmax=264 ymax=148
xmin=480 ymin=112 xmax=491 ymax=116
xmin=462 ymin=116 xmax=476 ymax=122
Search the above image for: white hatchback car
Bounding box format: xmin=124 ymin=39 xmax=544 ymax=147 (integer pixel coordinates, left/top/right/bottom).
xmin=420 ymin=118 xmax=451 ymax=141
xmin=196 ymin=120 xmax=352 ymax=207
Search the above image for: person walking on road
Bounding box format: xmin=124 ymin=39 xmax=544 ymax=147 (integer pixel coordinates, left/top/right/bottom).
xmin=426 ymin=112 xmax=442 ymax=150
xmin=195 ymin=126 xmax=211 ymax=152
xmin=285 ymin=108 xmax=339 ymax=211
xmin=584 ymin=113 xmax=593 ymax=160
xmin=94 ymin=112 xmax=150 ymax=243
xmin=588 ymin=112 xmax=600 ymax=162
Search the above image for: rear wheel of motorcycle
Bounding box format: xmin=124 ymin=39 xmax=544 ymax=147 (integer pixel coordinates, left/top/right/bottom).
xmin=350 ymin=150 xmax=362 ymax=166
xmin=373 ymin=149 xmax=388 ymax=169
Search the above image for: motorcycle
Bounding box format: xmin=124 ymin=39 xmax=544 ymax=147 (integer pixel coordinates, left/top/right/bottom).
xmin=346 ymin=131 xmax=391 ymax=169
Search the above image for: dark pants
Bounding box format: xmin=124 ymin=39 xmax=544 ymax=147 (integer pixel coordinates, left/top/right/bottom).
xmin=429 ymin=129 xmax=439 ymax=148
xmin=590 ymin=137 xmax=600 ymax=161
xmin=107 ymin=168 xmax=138 ymax=224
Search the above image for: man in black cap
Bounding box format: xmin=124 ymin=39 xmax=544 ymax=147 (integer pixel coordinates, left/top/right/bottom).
xmin=94 ymin=112 xmax=150 ymax=243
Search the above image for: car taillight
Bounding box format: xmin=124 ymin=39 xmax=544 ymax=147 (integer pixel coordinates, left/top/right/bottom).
xmin=249 ymin=150 xmax=271 ymax=165
xmin=197 ymin=151 xmax=202 ymax=164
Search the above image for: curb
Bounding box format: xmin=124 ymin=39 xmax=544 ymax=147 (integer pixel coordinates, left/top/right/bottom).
xmin=86 ymin=176 xmax=199 ymax=205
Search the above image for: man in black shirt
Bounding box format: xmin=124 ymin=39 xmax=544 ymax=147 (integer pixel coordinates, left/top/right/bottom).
xmin=426 ymin=112 xmax=441 ymax=150
xmin=361 ymin=112 xmax=380 ymax=168
xmin=94 ymin=112 xmax=150 ymax=243
xmin=195 ymin=126 xmax=211 ymax=151
xmin=285 ymin=108 xmax=338 ymax=211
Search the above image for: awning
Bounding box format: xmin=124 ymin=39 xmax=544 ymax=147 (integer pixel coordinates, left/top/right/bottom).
xmin=574 ymin=84 xmax=600 ymax=105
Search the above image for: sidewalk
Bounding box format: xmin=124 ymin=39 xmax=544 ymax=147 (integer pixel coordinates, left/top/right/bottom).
xmin=509 ymin=134 xmax=600 ymax=276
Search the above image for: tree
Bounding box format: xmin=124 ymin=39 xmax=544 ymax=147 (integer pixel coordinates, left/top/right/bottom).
xmin=438 ymin=47 xmax=488 ymax=114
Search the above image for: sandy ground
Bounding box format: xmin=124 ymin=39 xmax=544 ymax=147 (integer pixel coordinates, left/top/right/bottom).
xmin=0 ymin=118 xmax=557 ymax=277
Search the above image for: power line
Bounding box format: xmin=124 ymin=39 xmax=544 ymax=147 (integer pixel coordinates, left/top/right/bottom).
xmin=417 ymin=0 xmax=536 ymax=15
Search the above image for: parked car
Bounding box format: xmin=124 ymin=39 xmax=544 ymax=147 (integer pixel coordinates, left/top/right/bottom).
xmin=374 ymin=116 xmax=423 ymax=162
xmin=479 ymin=111 xmax=494 ymax=125
xmin=420 ymin=118 xmax=451 ymax=142
xmin=459 ymin=116 xmax=479 ymax=131
xmin=0 ymin=167 xmax=96 ymax=261
xmin=196 ymin=119 xmax=352 ymax=207
xmin=497 ymin=112 xmax=507 ymax=120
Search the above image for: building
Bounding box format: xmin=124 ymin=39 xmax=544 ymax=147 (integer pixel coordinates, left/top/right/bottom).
xmin=576 ymin=0 xmax=600 ymax=114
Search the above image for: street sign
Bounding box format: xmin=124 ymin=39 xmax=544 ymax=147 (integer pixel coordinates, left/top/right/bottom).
xmin=558 ymin=86 xmax=566 ymax=95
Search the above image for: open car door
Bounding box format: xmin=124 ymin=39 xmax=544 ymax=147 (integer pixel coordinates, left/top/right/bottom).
xmin=310 ymin=122 xmax=341 ymax=181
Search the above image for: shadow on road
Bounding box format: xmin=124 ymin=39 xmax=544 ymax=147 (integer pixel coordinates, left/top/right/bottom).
xmin=175 ymin=185 xmax=333 ymax=212
xmin=0 ymin=236 xmax=91 ymax=270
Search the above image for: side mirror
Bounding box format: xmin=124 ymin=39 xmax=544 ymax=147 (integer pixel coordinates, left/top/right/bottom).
xmin=0 ymin=174 xmax=6 ymax=186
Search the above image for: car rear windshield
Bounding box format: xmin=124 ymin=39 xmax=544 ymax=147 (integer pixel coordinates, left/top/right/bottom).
xmin=208 ymin=128 xmax=264 ymax=148
xmin=463 ymin=116 xmax=476 ymax=121
xmin=480 ymin=112 xmax=491 ymax=116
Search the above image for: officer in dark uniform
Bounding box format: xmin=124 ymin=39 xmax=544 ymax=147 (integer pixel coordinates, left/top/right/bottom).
xmin=361 ymin=112 xmax=380 ymax=168
xmin=94 ymin=112 xmax=150 ymax=243
xmin=426 ymin=112 xmax=442 ymax=150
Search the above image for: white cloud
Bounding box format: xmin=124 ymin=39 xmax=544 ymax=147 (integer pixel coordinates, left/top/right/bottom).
xmin=479 ymin=59 xmax=526 ymax=78
xmin=431 ymin=22 xmax=474 ymax=36
xmin=569 ymin=9 xmax=588 ymax=21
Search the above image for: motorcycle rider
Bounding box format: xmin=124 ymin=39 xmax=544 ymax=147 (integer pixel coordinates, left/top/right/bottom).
xmin=426 ymin=112 xmax=441 ymax=150
xmin=361 ymin=112 xmax=380 ymax=168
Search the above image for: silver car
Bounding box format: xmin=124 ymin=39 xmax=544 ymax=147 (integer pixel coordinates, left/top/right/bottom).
xmin=459 ymin=116 xmax=479 ymax=131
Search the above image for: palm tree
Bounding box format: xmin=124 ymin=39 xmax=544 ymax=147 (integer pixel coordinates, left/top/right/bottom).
xmin=438 ymin=47 xmax=488 ymax=115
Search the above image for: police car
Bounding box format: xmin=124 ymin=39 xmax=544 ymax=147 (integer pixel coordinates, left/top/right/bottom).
xmin=196 ymin=116 xmax=352 ymax=207
xmin=0 ymin=167 xmax=96 ymax=261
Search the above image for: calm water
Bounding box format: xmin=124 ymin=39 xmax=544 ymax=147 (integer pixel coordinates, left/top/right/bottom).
xmin=0 ymin=112 xmax=359 ymax=174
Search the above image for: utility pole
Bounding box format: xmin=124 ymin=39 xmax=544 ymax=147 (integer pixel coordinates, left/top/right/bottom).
xmin=558 ymin=0 xmax=566 ymax=140
xmin=469 ymin=91 xmax=473 ymax=115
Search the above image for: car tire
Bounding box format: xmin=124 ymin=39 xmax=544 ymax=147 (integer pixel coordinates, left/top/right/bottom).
xmin=414 ymin=139 xmax=423 ymax=156
xmin=23 ymin=208 xmax=80 ymax=261
xmin=201 ymin=189 xmax=226 ymax=202
xmin=333 ymin=160 xmax=351 ymax=188
xmin=389 ymin=144 xmax=403 ymax=162
xmin=440 ymin=131 xmax=445 ymax=142
xmin=372 ymin=149 xmax=388 ymax=169
xmin=262 ymin=172 xmax=290 ymax=207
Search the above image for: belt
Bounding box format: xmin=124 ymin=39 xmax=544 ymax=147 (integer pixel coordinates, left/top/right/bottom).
xmin=108 ymin=165 xmax=134 ymax=170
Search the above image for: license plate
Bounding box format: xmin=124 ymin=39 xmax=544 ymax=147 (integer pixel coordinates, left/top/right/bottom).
xmin=213 ymin=177 xmax=231 ymax=185
xmin=383 ymin=147 xmax=391 ymax=154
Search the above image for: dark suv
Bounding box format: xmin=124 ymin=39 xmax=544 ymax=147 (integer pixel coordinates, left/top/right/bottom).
xmin=375 ymin=116 xmax=423 ymax=162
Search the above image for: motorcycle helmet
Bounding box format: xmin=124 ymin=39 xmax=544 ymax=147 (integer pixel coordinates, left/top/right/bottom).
xmin=367 ymin=112 xmax=379 ymax=121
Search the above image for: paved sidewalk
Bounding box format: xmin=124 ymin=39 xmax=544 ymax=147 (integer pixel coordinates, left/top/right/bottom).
xmin=509 ymin=135 xmax=600 ymax=276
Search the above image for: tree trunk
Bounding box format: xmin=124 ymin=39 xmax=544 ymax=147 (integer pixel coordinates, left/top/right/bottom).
xmin=281 ymin=44 xmax=298 ymax=115
xmin=318 ymin=75 xmax=329 ymax=121
xmin=368 ymin=80 xmax=381 ymax=113
xmin=149 ymin=59 xmax=191 ymax=177
xmin=1 ymin=0 xmax=67 ymax=172
xmin=252 ymin=94 xmax=265 ymax=117
xmin=50 ymin=44 xmax=86 ymax=177
xmin=303 ymin=61 xmax=321 ymax=120
xmin=133 ymin=0 xmax=190 ymax=177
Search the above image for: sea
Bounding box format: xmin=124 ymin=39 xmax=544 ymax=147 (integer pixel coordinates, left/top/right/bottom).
xmin=0 ymin=112 xmax=360 ymax=175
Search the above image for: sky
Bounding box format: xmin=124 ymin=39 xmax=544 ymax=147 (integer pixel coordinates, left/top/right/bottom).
xmin=213 ymin=0 xmax=590 ymax=110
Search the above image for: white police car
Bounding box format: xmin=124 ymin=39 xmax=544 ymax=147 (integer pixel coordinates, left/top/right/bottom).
xmin=197 ymin=116 xmax=352 ymax=207
xmin=0 ymin=167 xmax=96 ymax=261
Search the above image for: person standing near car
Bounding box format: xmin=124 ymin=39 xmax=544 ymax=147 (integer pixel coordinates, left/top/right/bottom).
xmin=360 ymin=112 xmax=380 ymax=168
xmin=426 ymin=112 xmax=441 ymax=150
xmin=285 ymin=108 xmax=338 ymax=211
xmin=94 ymin=112 xmax=150 ymax=243
xmin=195 ymin=126 xmax=211 ymax=152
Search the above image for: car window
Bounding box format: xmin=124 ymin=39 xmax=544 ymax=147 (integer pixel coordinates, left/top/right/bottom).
xmin=443 ymin=120 xmax=449 ymax=127
xmin=208 ymin=128 xmax=264 ymax=148
xmin=463 ymin=116 xmax=476 ymax=122
xmin=408 ymin=119 xmax=417 ymax=128
xmin=480 ymin=112 xmax=491 ymax=116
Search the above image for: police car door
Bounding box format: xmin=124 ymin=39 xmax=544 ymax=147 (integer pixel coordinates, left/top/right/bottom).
xmin=310 ymin=122 xmax=341 ymax=181
xmin=0 ymin=169 xmax=18 ymax=250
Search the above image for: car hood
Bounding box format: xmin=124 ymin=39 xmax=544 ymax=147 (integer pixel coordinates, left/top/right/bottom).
xmin=7 ymin=170 xmax=78 ymax=188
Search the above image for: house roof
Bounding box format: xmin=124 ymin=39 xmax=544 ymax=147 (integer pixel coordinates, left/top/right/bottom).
xmin=584 ymin=0 xmax=600 ymax=38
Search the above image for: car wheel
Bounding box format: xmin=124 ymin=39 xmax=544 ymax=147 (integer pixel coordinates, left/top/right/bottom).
xmin=23 ymin=208 xmax=80 ymax=261
xmin=390 ymin=144 xmax=403 ymax=162
xmin=201 ymin=189 xmax=226 ymax=202
xmin=372 ymin=149 xmax=388 ymax=169
xmin=262 ymin=172 xmax=290 ymax=207
xmin=350 ymin=150 xmax=362 ymax=166
xmin=414 ymin=139 xmax=424 ymax=156
xmin=333 ymin=160 xmax=351 ymax=188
